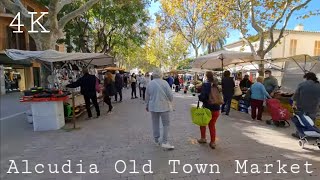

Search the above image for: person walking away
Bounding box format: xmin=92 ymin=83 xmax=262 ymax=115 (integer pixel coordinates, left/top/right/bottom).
xmin=114 ymin=70 xmax=123 ymax=102
xmin=104 ymin=72 xmax=116 ymax=113
xmin=263 ymin=70 xmax=279 ymax=96
xmin=131 ymin=73 xmax=138 ymax=99
xmin=123 ymin=74 xmax=128 ymax=89
xmin=174 ymin=75 xmax=180 ymax=92
xmin=198 ymin=71 xmax=221 ymax=149
xmin=140 ymin=74 xmax=147 ymax=101
xmin=240 ymin=74 xmax=252 ymax=91
xmin=221 ymin=71 xmax=235 ymax=116
xmin=137 ymin=73 xmax=142 ymax=98
xmin=250 ymin=76 xmax=271 ymax=120
xmin=145 ymin=68 xmax=174 ymax=150
xmin=179 ymin=76 xmax=184 ymax=90
xmin=292 ymin=72 xmax=320 ymax=137
xmin=66 ymin=69 xmax=100 ymax=119
xmin=145 ymin=72 xmax=151 ymax=87
xmin=168 ymin=75 xmax=174 ymax=89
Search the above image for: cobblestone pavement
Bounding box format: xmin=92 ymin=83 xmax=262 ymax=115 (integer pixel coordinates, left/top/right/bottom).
xmin=1 ymin=89 xmax=320 ymax=180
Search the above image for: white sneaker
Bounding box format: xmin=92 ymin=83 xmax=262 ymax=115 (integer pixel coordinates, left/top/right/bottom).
xmin=161 ymin=143 xmax=174 ymax=150
xmin=154 ymin=141 xmax=160 ymax=146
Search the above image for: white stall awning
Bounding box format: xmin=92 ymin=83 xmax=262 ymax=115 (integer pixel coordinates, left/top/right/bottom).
xmin=192 ymin=50 xmax=255 ymax=70
xmin=5 ymin=49 xmax=113 ymax=66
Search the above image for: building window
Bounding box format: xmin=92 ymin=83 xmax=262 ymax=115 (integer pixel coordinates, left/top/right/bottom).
xmin=6 ymin=27 xmax=26 ymax=50
xmin=289 ymin=39 xmax=297 ymax=56
xmin=29 ymin=36 xmax=37 ymax=51
xmin=314 ymin=41 xmax=320 ymax=56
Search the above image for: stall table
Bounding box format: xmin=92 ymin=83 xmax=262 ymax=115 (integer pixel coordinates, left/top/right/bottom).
xmin=21 ymin=96 xmax=68 ymax=131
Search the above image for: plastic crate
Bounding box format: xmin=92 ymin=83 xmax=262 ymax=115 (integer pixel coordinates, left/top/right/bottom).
xmin=239 ymin=108 xmax=249 ymax=113
xmin=231 ymin=99 xmax=239 ymax=110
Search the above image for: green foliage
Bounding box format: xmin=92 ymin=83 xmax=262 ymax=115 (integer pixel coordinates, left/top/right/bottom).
xmin=57 ymin=0 xmax=150 ymax=54
xmin=176 ymin=58 xmax=194 ymax=70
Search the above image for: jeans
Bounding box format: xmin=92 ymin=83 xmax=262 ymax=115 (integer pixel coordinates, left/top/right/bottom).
xmin=175 ymin=85 xmax=179 ymax=92
xmin=131 ymin=83 xmax=137 ymax=98
xmin=141 ymin=87 xmax=146 ymax=100
xmin=251 ymin=99 xmax=264 ymax=120
xmin=84 ymin=94 xmax=100 ymax=117
xmin=115 ymin=88 xmax=122 ymax=101
xmin=151 ymin=111 xmax=170 ymax=144
xmin=104 ymin=96 xmax=113 ymax=111
xmin=221 ymin=95 xmax=232 ymax=115
xmin=139 ymin=83 xmax=142 ymax=97
xmin=200 ymin=111 xmax=220 ymax=143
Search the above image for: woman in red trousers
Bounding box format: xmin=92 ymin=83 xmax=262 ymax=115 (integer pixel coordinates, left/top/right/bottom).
xmin=198 ymin=71 xmax=221 ymax=149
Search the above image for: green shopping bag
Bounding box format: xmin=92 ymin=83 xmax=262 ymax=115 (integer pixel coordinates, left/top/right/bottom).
xmin=190 ymin=101 xmax=212 ymax=126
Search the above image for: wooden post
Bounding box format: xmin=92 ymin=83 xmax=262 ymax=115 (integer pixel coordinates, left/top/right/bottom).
xmin=72 ymin=91 xmax=76 ymax=129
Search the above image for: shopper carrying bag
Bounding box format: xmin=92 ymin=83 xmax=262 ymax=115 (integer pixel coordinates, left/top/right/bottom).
xmin=191 ymin=101 xmax=212 ymax=126
xmin=197 ymin=71 xmax=221 ymax=149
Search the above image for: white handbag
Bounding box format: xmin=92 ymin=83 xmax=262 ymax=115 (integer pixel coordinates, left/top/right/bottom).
xmin=234 ymin=86 xmax=242 ymax=96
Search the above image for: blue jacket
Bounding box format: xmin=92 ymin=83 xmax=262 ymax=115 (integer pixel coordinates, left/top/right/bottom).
xmin=251 ymin=82 xmax=271 ymax=100
xmin=293 ymin=80 xmax=320 ymax=119
xmin=168 ymin=77 xmax=174 ymax=86
xmin=198 ymin=82 xmax=220 ymax=111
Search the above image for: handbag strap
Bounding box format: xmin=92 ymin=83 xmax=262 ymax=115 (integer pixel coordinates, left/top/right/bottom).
xmin=154 ymin=80 xmax=170 ymax=102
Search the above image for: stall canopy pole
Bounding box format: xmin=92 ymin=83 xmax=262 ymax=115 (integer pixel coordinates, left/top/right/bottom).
xmin=72 ymin=91 xmax=76 ymax=129
xmin=220 ymin=56 xmax=224 ymax=78
xmin=309 ymin=61 xmax=318 ymax=72
xmin=290 ymin=57 xmax=305 ymax=73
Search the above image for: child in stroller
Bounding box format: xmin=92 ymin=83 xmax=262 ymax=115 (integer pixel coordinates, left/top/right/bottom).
xmin=292 ymin=110 xmax=320 ymax=149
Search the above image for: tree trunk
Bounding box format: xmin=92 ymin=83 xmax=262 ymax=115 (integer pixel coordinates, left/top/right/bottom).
xmin=33 ymin=33 xmax=60 ymax=87
xmin=193 ymin=44 xmax=199 ymax=58
xmin=257 ymin=52 xmax=266 ymax=76
xmin=207 ymin=44 xmax=212 ymax=54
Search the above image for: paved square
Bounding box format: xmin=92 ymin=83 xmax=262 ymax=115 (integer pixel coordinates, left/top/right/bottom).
xmin=1 ymin=90 xmax=319 ymax=180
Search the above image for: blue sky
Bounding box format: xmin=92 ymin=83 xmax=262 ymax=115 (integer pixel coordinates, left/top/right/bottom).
xmin=148 ymin=0 xmax=320 ymax=45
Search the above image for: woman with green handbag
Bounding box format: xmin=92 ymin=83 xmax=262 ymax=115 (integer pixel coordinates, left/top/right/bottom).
xmin=198 ymin=71 xmax=222 ymax=149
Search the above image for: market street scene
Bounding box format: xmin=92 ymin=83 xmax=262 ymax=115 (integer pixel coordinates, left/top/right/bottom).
xmin=0 ymin=0 xmax=320 ymax=180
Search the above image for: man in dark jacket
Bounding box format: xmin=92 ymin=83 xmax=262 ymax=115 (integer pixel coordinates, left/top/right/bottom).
xmin=66 ymin=69 xmax=100 ymax=119
xmin=174 ymin=75 xmax=180 ymax=92
xmin=221 ymin=71 xmax=235 ymax=115
xmin=114 ymin=71 xmax=123 ymax=102
xmin=240 ymin=75 xmax=252 ymax=90
xmin=292 ymin=72 xmax=320 ymax=138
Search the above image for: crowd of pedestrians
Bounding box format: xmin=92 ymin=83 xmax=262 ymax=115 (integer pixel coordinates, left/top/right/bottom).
xmin=66 ymin=67 xmax=319 ymax=150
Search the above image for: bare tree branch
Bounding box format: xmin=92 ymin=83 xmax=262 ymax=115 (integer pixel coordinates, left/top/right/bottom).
xmin=264 ymin=0 xmax=312 ymax=54
xmin=267 ymin=0 xmax=289 ymax=47
xmin=58 ymin=0 xmax=100 ymax=29
xmin=249 ymin=0 xmax=264 ymax=55
xmin=57 ymin=0 xmax=75 ymax=13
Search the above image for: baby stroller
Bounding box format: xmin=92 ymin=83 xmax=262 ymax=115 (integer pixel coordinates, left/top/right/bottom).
xmin=292 ymin=111 xmax=320 ymax=149
xmin=266 ymin=99 xmax=290 ymax=127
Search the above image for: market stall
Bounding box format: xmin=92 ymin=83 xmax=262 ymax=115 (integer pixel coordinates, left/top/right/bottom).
xmin=226 ymin=54 xmax=320 ymax=115
xmin=192 ymin=51 xmax=320 ymax=116
xmin=6 ymin=49 xmax=114 ymax=131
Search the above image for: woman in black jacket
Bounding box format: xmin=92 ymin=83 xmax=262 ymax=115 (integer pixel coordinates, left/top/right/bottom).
xmin=131 ymin=73 xmax=138 ymax=99
xmin=104 ymin=72 xmax=116 ymax=113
